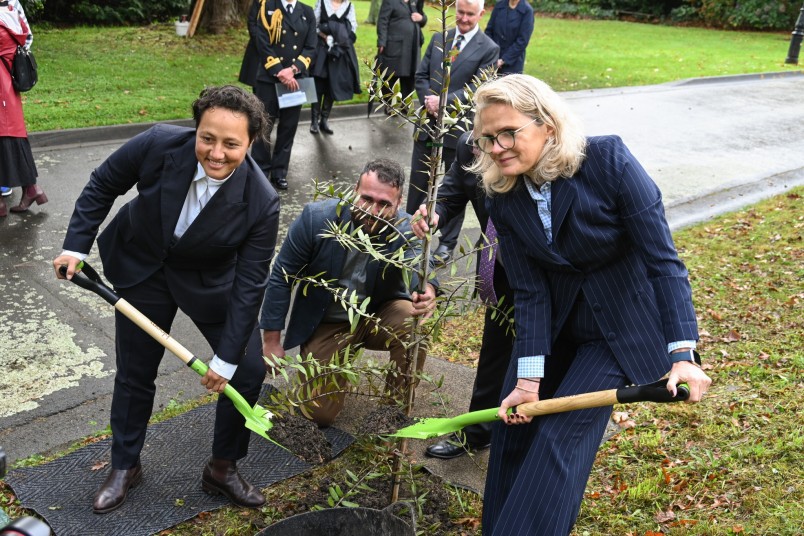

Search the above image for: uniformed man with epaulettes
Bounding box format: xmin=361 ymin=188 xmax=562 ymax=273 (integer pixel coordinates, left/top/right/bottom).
xmin=240 ymin=0 xmax=317 ymax=190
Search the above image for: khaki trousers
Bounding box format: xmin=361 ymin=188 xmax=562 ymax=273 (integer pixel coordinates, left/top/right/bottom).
xmin=299 ymin=299 xmax=427 ymax=426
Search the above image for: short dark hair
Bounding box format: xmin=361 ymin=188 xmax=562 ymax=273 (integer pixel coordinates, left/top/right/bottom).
xmin=359 ymin=158 xmax=406 ymax=192
xmin=192 ymin=85 xmax=269 ymax=144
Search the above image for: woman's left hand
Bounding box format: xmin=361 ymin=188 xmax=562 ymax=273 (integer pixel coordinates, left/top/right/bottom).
xmin=411 ymin=12 xmax=423 ymax=22
xmin=200 ymin=368 xmax=229 ymax=394
xmin=666 ymin=361 xmax=711 ymax=402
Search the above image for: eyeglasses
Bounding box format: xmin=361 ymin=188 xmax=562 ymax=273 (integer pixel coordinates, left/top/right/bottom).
xmin=472 ymin=117 xmax=541 ymax=154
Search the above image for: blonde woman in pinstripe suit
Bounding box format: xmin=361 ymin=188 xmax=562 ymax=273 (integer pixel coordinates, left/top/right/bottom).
xmin=469 ymin=75 xmax=712 ymax=535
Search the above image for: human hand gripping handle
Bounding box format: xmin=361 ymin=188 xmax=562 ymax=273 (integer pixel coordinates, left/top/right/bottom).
xmin=667 ymin=359 xmax=712 ymax=402
xmin=53 ymin=254 xmax=83 ymax=280
xmin=498 ymin=378 xmax=541 ymax=425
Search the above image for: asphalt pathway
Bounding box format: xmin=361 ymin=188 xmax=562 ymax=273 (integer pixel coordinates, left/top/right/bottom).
xmin=1 ymin=72 xmax=803 ymax=496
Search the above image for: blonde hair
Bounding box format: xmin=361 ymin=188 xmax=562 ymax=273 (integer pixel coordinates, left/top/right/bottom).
xmin=469 ymin=75 xmax=587 ymax=195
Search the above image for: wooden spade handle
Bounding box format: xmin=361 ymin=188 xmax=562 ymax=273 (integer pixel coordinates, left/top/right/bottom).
xmin=516 ymin=389 xmax=619 ymax=417
xmin=114 ymin=298 xmax=196 ymax=366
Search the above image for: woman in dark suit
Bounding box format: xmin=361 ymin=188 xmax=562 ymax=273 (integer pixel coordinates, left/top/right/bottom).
xmin=53 ymin=86 xmax=280 ymax=514
xmin=484 ymin=0 xmax=534 ymax=75
xmin=376 ymin=0 xmax=427 ymax=101
xmin=470 ymin=74 xmax=711 ymax=535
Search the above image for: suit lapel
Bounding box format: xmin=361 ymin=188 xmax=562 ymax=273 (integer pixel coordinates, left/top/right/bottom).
xmin=508 ymin=184 xmax=575 ymax=269
xmin=328 ymin=205 xmax=349 ymax=279
xmin=176 ymin=165 xmax=249 ymax=248
xmin=161 ymin=141 xmax=198 ymax=247
xmin=551 ymin=177 xmax=576 ymax=241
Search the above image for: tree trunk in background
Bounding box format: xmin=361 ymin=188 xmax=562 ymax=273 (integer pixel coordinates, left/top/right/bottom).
xmin=199 ymin=0 xmax=251 ymax=34
xmin=366 ymin=0 xmax=381 ymax=24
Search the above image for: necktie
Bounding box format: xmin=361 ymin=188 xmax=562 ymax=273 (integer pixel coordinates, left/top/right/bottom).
xmin=286 ymin=3 xmax=293 ymax=13
xmin=478 ymin=218 xmax=498 ymax=305
xmin=198 ymin=178 xmax=211 ymax=213
xmin=452 ymin=34 xmax=465 ymax=52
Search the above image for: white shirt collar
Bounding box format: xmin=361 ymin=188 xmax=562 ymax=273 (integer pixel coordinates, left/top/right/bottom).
xmin=454 ymin=24 xmax=480 ymax=46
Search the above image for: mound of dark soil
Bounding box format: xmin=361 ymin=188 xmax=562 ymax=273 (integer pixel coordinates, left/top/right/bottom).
xmin=356 ymin=405 xmax=418 ymax=436
xmin=270 ymin=414 xmax=333 ymax=464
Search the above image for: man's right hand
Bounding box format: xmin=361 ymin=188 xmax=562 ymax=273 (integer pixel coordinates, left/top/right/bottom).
xmin=411 ymin=204 xmax=439 ymax=239
xmin=53 ymin=254 xmax=82 ymax=280
xmin=262 ymin=330 xmax=285 ymax=374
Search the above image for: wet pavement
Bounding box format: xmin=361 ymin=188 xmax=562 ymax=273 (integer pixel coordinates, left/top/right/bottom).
xmin=1 ymin=71 xmax=803 ymax=495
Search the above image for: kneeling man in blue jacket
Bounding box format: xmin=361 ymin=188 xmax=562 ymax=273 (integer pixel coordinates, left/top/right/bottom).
xmin=260 ymin=158 xmax=438 ymax=426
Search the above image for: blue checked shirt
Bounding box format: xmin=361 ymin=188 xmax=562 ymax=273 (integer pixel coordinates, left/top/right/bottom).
xmin=517 ymin=179 xmax=695 ymax=380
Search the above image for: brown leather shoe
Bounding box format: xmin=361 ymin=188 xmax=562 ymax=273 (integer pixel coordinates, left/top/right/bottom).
xmin=93 ymin=462 xmax=143 ymax=514
xmin=201 ymin=458 xmax=265 ymax=508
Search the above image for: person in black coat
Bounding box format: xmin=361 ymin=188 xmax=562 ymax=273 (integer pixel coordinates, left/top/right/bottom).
xmin=240 ymin=0 xmax=317 ymax=190
xmin=409 ymin=0 xmax=499 ymax=264
xmin=309 ymin=0 xmax=361 ymax=135
xmin=53 ymin=86 xmax=280 ymax=514
xmin=411 ymin=131 xmax=514 ymax=458
xmin=484 ymin=0 xmax=534 ymax=75
xmin=376 ymin=0 xmax=427 ymax=101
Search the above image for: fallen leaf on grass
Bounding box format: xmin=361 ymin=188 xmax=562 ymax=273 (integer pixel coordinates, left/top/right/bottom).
xmin=724 ymin=329 xmax=741 ymax=342
xmin=654 ymin=509 xmax=675 ymax=523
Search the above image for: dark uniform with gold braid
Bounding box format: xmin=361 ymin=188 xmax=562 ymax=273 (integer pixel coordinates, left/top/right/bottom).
xmin=240 ymin=0 xmax=316 ymax=190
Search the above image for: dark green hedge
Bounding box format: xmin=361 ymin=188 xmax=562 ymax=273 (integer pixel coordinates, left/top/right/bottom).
xmin=531 ymin=0 xmax=801 ymax=30
xmin=20 ymin=0 xmax=190 ymax=25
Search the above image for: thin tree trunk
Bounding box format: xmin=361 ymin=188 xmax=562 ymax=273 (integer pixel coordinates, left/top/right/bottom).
xmin=199 ymin=0 xmax=251 ymax=34
xmin=366 ymin=0 xmax=381 ymax=24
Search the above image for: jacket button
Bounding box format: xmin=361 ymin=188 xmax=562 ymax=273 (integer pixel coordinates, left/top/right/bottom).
xmin=294 ymin=32 xmax=298 ymax=36
xmin=283 ymin=30 xmax=286 ymax=34
xmin=607 ymin=332 xmax=617 ymax=341
xmin=593 ymin=303 xmax=602 ymax=312
xmin=293 ymin=45 xmax=297 ymax=50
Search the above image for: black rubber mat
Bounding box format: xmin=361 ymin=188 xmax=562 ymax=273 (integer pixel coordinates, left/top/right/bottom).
xmin=5 ymin=386 xmax=354 ymax=536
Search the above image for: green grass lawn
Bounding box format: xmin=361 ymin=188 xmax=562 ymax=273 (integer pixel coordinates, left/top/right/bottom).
xmin=23 ymin=0 xmax=799 ymax=132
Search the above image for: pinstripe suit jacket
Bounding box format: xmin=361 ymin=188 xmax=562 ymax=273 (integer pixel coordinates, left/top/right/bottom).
xmin=486 ymin=135 xmax=698 ymax=385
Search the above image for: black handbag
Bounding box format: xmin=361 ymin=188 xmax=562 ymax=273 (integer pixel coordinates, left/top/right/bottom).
xmin=2 ymin=44 xmax=38 ymax=92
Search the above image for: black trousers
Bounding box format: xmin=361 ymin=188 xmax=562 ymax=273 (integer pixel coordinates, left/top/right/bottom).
xmin=252 ymin=81 xmax=303 ymax=180
xmin=463 ymin=261 xmax=514 ymax=445
xmin=407 ymin=139 xmax=464 ymax=251
xmin=110 ymin=269 xmax=265 ymax=469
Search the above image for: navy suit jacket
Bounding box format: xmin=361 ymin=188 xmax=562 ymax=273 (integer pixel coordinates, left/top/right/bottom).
xmin=259 ymin=199 xmax=435 ymax=349
xmin=484 ymin=0 xmax=534 ymax=74
xmin=486 ymin=136 xmax=698 ymax=385
xmin=415 ymin=28 xmax=499 ymax=149
xmin=62 ymin=124 xmax=280 ymax=365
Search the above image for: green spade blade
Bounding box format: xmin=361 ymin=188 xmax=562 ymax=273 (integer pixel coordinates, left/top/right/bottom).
xmin=390 ymin=407 xmax=501 ymax=439
xmin=188 ymin=358 xmax=288 ymax=451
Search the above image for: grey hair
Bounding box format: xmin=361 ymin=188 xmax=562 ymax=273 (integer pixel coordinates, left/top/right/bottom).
xmin=459 ymin=0 xmax=485 ymax=10
xmin=468 ymin=75 xmax=587 ymax=195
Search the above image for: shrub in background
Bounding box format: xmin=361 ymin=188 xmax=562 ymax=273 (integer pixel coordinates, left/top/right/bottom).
xmin=532 ymin=0 xmax=800 ymax=30
xmin=685 ymin=0 xmax=799 ymax=30
xmin=32 ymin=0 xmax=190 ymax=25
xmin=19 ymin=0 xmax=45 ymax=22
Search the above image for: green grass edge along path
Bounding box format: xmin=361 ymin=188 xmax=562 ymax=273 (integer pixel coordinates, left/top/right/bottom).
xmin=25 ymin=0 xmax=800 ymax=132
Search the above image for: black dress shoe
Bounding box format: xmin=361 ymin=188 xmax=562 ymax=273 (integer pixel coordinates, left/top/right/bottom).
xmin=425 ymin=434 xmax=490 ymax=460
xmin=432 ymin=244 xmax=453 ymax=266
xmin=93 ymin=462 xmax=143 ymax=514
xmin=271 ymin=176 xmax=289 ymax=190
xmin=202 ymin=458 xmax=265 ymax=508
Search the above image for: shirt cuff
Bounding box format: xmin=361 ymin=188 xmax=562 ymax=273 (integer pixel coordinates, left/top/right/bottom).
xmin=517 ymin=355 xmax=545 ymax=378
xmin=209 ymin=355 xmax=237 ymax=380
xmin=61 ymin=250 xmax=88 ymax=261
xmin=668 ymin=340 xmax=697 ymax=353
